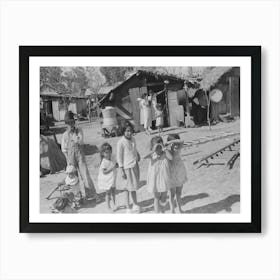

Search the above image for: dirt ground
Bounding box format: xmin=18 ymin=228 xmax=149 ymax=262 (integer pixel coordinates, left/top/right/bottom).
xmin=40 ymin=120 xmax=240 ymax=214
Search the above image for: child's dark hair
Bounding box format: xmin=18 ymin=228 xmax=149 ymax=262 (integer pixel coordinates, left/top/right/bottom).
xmin=150 ymin=136 xmax=164 ymax=151
xmin=122 ymin=121 xmax=134 ymax=135
xmin=100 ymin=142 xmax=112 ymax=160
xmin=167 ymin=133 xmax=180 ymax=142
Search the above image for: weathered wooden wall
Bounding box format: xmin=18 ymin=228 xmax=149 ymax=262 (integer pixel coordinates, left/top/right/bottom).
xmin=168 ymin=91 xmax=185 ymax=127
xmin=210 ymin=68 xmax=240 ymax=121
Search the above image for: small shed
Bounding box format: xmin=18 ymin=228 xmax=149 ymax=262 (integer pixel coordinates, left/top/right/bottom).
xmin=99 ymin=70 xmax=186 ymax=130
xmin=199 ymin=67 xmax=240 ymax=121
xmin=40 ymin=85 xmax=88 ymax=122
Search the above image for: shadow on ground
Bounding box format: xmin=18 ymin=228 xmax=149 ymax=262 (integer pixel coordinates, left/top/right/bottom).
xmin=181 ymin=193 xmax=209 ymax=206
xmin=184 ymin=194 xmax=240 ymax=213
xmin=138 ymin=180 xmax=147 ymax=189
xmin=139 ymin=198 xmax=154 ymax=208
xmin=139 ymin=192 xmax=209 ymax=213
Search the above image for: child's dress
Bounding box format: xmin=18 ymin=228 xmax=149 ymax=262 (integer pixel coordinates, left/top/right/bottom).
xmin=146 ymin=152 xmax=171 ymax=193
xmin=117 ymin=136 xmax=140 ymax=191
xmin=152 ymin=100 xmax=164 ymax=127
xmin=139 ymin=99 xmax=152 ymax=129
xmin=98 ymin=158 xmax=116 ymax=191
xmin=169 ymin=152 xmax=187 ymax=188
xmin=155 ymin=109 xmax=164 ymax=127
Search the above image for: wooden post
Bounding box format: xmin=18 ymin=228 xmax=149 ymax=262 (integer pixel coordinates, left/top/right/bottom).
xmin=184 ymin=82 xmax=190 ymax=115
xmin=228 ymin=76 xmax=232 ymax=116
xmin=205 ymin=90 xmax=211 ymax=130
xmin=164 ymin=84 xmax=170 ymax=127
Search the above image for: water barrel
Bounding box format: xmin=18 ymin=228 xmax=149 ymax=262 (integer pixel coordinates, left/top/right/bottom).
xmin=101 ymin=106 xmax=118 ymax=128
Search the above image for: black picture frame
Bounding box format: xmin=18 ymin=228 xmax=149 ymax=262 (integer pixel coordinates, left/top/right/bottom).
xmin=20 ymin=46 xmax=261 ymax=233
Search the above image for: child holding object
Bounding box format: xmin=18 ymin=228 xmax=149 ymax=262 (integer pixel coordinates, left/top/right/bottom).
xmin=167 ymin=134 xmax=187 ymax=213
xmin=116 ymin=122 xmax=141 ymax=213
xmin=144 ymin=136 xmax=173 ymax=213
xmin=98 ymin=143 xmax=117 ymax=211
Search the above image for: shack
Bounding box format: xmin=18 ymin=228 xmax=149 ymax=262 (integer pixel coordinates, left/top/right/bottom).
xmin=199 ymin=67 xmax=240 ymax=122
xmin=40 ymin=84 xmax=88 ymax=122
xmin=99 ymin=70 xmax=186 ymax=131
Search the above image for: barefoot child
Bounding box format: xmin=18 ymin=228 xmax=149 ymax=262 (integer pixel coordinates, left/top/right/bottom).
xmin=117 ymin=122 xmax=141 ymax=213
xmin=98 ymin=143 xmax=117 ymax=211
xmin=144 ymin=136 xmax=173 ymax=213
xmin=167 ymin=134 xmax=187 ymax=213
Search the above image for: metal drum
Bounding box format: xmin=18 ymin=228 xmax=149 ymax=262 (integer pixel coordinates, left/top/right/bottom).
xmin=101 ymin=106 xmax=118 ymax=128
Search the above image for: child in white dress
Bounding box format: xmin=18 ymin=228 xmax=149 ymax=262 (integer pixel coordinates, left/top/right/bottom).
xmin=98 ymin=143 xmax=117 ymax=211
xmin=144 ymin=136 xmax=173 ymax=213
xmin=167 ymin=134 xmax=187 ymax=213
xmin=117 ymin=122 xmax=141 ymax=213
xmin=153 ymin=102 xmax=164 ymax=135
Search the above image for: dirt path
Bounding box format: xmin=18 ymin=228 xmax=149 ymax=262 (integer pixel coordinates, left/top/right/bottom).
xmin=40 ymin=120 xmax=240 ymax=214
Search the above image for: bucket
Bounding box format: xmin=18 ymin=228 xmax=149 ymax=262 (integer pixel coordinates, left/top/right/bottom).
xmin=102 ymin=106 xmax=118 ymax=128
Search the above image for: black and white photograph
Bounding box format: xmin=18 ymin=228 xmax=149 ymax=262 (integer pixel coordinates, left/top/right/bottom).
xmin=3 ymin=0 xmax=279 ymax=279
xmin=40 ymin=66 xmax=241 ymax=215
xmin=19 ymin=46 xmax=260 ymax=232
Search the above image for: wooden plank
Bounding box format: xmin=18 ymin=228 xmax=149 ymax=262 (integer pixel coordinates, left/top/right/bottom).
xmin=228 ymin=76 xmax=232 ymax=115
xmin=168 ymin=91 xmax=178 ymax=126
xmin=231 ymin=76 xmax=240 ymax=116
xmin=193 ymin=139 xmax=240 ymax=165
xmin=168 ymin=91 xmax=185 ymax=127
xmin=52 ymin=101 xmax=59 ymax=121
xmin=227 ymin=151 xmax=240 ymax=169
xmin=129 ymin=87 xmax=142 ymax=131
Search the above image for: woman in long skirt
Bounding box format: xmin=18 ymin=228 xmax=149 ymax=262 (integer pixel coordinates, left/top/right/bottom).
xmin=61 ymin=112 xmax=98 ymax=201
xmin=138 ymin=93 xmax=152 ymax=135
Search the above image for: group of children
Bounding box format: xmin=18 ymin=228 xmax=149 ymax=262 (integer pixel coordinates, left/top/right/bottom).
xmin=97 ymin=122 xmax=187 ymax=213
xmin=57 ymin=114 xmax=187 ymax=214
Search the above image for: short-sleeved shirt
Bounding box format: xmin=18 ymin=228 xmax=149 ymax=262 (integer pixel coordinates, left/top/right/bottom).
xmin=61 ymin=128 xmax=84 ymax=154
